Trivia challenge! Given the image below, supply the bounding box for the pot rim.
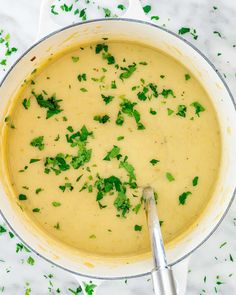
[0,17,235,280]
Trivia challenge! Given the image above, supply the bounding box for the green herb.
[114,190,131,217]
[161,89,175,98]
[71,56,79,62]
[151,15,160,21]
[116,111,124,126]
[32,91,63,119]
[167,108,174,116]
[192,176,199,186]
[166,172,175,182]
[117,4,125,10]
[119,63,137,80]
[119,156,136,185]
[0,225,6,234]
[213,31,222,37]
[185,74,191,80]
[19,194,27,201]
[117,136,124,141]
[83,282,97,295]
[16,243,30,253]
[150,159,159,166]
[103,145,121,161]
[102,52,115,65]
[111,80,117,89]
[179,191,192,205]
[134,224,142,231]
[59,183,74,192]
[76,175,83,182]
[133,203,141,214]
[190,101,205,116]
[139,61,148,65]
[68,286,82,294]
[0,59,6,65]
[149,108,157,115]
[60,4,73,12]
[29,159,40,164]
[80,87,88,92]
[89,234,96,239]
[32,208,40,213]
[35,188,43,194]
[52,201,61,207]
[30,136,44,150]
[101,94,114,104]
[79,8,87,20]
[95,43,108,54]
[77,73,87,81]
[220,242,227,248]
[103,8,111,17]
[143,5,151,14]
[44,153,70,175]
[176,105,187,117]
[22,98,31,110]
[93,115,110,124]
[178,27,190,35]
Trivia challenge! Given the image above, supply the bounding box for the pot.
[0,0,236,294]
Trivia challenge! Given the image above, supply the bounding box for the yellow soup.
[3,41,221,257]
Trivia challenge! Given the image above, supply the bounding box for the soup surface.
[3,41,221,257]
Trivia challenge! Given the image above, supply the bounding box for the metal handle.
[152,267,177,295]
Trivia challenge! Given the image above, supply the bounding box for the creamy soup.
[2,41,221,257]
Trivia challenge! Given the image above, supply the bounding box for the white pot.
[0,0,235,293]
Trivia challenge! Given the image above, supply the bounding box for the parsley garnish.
[45,153,70,175]
[185,74,191,80]
[80,87,88,92]
[32,91,63,119]
[176,105,187,117]
[178,27,190,35]
[30,136,44,151]
[167,108,174,116]
[119,63,137,80]
[35,188,43,194]
[117,4,125,10]
[32,208,40,213]
[27,256,35,265]
[111,80,117,89]
[149,108,157,115]
[101,94,114,104]
[103,8,111,17]
[52,201,61,207]
[161,89,175,98]
[77,73,87,81]
[192,176,199,186]
[103,145,121,161]
[71,56,79,62]
[22,98,30,110]
[143,5,151,14]
[59,183,74,192]
[179,191,192,205]
[166,172,175,182]
[29,159,40,164]
[19,194,27,201]
[133,203,141,214]
[83,283,97,295]
[190,101,205,116]
[134,224,142,231]
[150,159,159,166]
[93,114,110,124]
[117,136,124,141]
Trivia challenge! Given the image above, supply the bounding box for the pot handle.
[37,0,148,39]
[73,276,104,295]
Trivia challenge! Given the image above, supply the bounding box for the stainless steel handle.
[152,267,177,295]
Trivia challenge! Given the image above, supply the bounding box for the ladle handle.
[152,266,177,295]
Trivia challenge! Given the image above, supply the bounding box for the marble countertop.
[0,0,236,294]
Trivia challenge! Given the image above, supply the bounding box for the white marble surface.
[0,0,236,294]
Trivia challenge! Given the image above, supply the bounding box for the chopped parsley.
[22,98,31,110]
[27,256,35,265]
[176,105,187,117]
[133,203,142,214]
[190,101,205,116]
[35,188,43,194]
[80,87,88,92]
[32,208,40,213]
[117,4,125,10]
[151,15,160,21]
[166,172,175,182]
[19,194,27,201]
[143,5,151,14]
[119,63,137,80]
[30,136,44,151]
[185,74,191,80]
[167,108,174,116]
[101,94,114,104]
[93,114,110,124]
[111,80,117,89]
[117,136,124,141]
[179,191,192,205]
[192,176,199,186]
[161,89,175,98]
[32,91,63,119]
[134,224,142,231]
[103,8,111,17]
[178,27,190,35]
[44,153,70,175]
[83,283,97,295]
[59,182,74,192]
[29,159,40,164]
[71,56,79,62]
[149,108,157,115]
[150,159,159,166]
[103,145,121,161]
[0,225,7,234]
[52,201,61,207]
[77,73,87,81]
